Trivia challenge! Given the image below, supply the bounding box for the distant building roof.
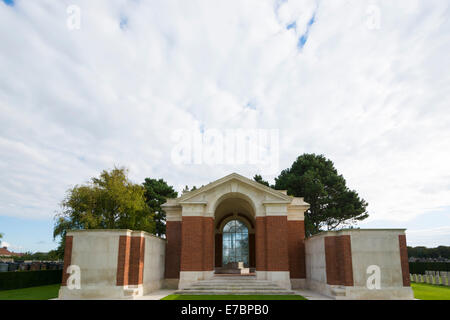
[0,247,23,257]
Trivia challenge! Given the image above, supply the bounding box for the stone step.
[331,287,346,296]
[191,282,277,287]
[187,286,287,290]
[176,277,295,295]
[174,290,296,295]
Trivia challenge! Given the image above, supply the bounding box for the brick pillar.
[116,235,131,286]
[399,234,411,287]
[129,236,145,285]
[287,220,306,278]
[180,216,213,271]
[325,235,354,286]
[116,234,145,286]
[61,235,73,286]
[202,217,214,272]
[165,221,182,278]
[249,234,256,268]
[215,233,222,267]
[266,216,290,271]
[255,217,267,272]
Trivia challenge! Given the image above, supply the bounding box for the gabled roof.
[177,172,293,203]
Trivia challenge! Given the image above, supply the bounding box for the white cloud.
[0,241,10,248]
[0,0,449,247]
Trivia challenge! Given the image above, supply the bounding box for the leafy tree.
[408,246,450,259]
[142,178,178,237]
[253,174,270,187]
[0,233,3,239]
[275,154,368,236]
[53,167,153,257]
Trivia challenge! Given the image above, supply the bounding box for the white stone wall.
[58,229,166,300]
[304,229,414,300]
[143,234,166,294]
[349,230,404,288]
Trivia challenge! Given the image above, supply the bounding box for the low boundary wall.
[58,230,165,299]
[305,229,414,300]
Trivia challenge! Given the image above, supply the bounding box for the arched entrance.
[222,220,249,267]
[213,195,256,273]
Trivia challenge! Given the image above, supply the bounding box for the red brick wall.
[61,235,73,286]
[325,235,353,286]
[266,216,290,271]
[165,221,182,278]
[249,233,256,268]
[116,235,145,286]
[203,217,214,271]
[215,233,222,267]
[255,217,267,271]
[180,216,214,271]
[116,235,130,286]
[287,220,306,278]
[399,234,410,287]
[129,236,145,285]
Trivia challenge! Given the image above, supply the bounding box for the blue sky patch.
[297,12,316,50]
[2,0,14,6]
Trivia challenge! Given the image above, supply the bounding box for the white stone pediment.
[177,173,292,204]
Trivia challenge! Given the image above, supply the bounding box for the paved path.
[136,289,176,300]
[293,289,332,300]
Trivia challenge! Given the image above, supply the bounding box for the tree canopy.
[253,174,270,187]
[142,178,178,237]
[408,246,450,259]
[273,153,368,236]
[53,167,154,256]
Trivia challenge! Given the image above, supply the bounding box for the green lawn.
[411,283,450,300]
[2,283,448,300]
[0,284,60,300]
[162,294,306,300]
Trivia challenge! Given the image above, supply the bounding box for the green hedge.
[409,262,450,274]
[0,270,62,291]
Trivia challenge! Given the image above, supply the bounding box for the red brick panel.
[399,234,410,287]
[325,235,354,286]
[249,234,256,268]
[255,217,267,271]
[337,235,353,286]
[129,236,145,285]
[215,233,222,267]
[61,235,73,286]
[266,216,290,271]
[116,235,131,286]
[324,236,339,285]
[165,221,182,278]
[203,217,214,271]
[180,216,204,271]
[287,220,306,278]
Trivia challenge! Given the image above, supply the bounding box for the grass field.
[0,284,60,300]
[411,283,450,300]
[161,294,307,300]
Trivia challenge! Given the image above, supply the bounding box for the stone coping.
[66,229,166,241]
[306,228,407,240]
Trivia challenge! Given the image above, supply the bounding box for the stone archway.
[213,196,256,273]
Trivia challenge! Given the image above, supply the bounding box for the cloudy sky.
[1,0,449,252]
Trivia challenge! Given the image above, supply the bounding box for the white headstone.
[435,274,440,285]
